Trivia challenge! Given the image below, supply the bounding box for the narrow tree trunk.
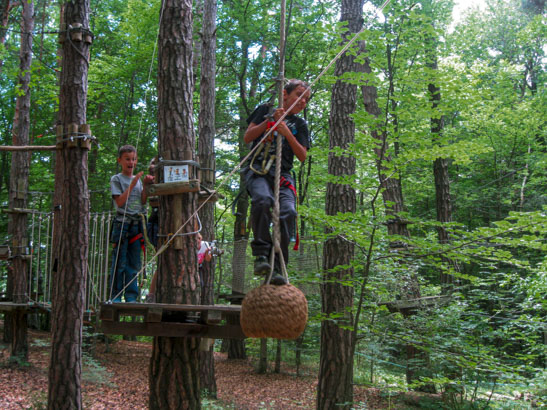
[48,1,91,408]
[0,0,15,73]
[149,0,201,408]
[7,0,34,362]
[198,0,218,397]
[274,339,281,373]
[361,34,434,391]
[428,53,456,292]
[258,338,268,374]
[317,1,362,408]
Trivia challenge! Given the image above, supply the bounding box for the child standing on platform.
[110,145,154,302]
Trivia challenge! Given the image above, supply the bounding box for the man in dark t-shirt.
[244,79,311,285]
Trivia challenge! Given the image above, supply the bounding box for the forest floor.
[0,327,438,409]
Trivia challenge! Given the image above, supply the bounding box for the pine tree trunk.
[6,0,34,361]
[149,0,201,408]
[317,1,362,408]
[48,1,91,408]
[198,0,218,397]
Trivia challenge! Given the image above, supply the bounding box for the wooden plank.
[379,295,450,313]
[0,302,50,312]
[146,307,163,323]
[0,145,57,152]
[146,180,200,196]
[100,321,246,339]
[100,302,241,315]
[2,208,36,214]
[202,309,222,325]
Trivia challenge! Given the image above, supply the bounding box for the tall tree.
[317,0,362,407]
[48,0,92,408]
[424,7,457,290]
[149,0,201,407]
[0,0,16,73]
[6,0,34,362]
[198,0,218,397]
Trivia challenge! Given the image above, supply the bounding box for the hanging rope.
[266,0,289,285]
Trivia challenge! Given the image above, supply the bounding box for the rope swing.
[240,0,308,339]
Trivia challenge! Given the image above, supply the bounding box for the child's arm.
[113,171,144,208]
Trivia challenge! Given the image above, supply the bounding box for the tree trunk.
[48,1,91,408]
[258,338,268,374]
[198,0,217,397]
[7,0,34,362]
[361,36,432,392]
[149,0,201,408]
[317,1,362,408]
[427,40,457,292]
[0,0,15,73]
[274,339,281,373]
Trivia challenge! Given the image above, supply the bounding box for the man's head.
[117,145,138,176]
[283,79,311,115]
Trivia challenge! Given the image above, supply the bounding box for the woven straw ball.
[240,284,308,339]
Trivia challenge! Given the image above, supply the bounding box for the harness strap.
[280,176,300,251]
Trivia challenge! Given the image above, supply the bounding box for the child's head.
[117,145,138,175]
[118,145,137,158]
[283,79,311,115]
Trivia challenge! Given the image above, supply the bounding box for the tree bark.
[7,0,34,362]
[258,338,268,374]
[198,0,217,397]
[428,55,457,291]
[149,0,201,408]
[48,1,91,408]
[317,1,362,408]
[0,0,16,73]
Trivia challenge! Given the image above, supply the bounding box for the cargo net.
[215,236,322,298]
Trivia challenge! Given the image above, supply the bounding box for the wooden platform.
[0,301,51,313]
[99,302,245,339]
[379,295,451,315]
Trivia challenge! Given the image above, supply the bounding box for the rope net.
[0,208,322,310]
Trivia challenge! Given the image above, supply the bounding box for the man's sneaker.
[254,255,271,276]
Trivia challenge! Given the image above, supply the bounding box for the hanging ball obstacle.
[240,284,308,339]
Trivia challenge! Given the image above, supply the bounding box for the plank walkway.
[99,302,245,339]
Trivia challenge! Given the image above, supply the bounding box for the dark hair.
[284,79,310,94]
[118,145,137,158]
